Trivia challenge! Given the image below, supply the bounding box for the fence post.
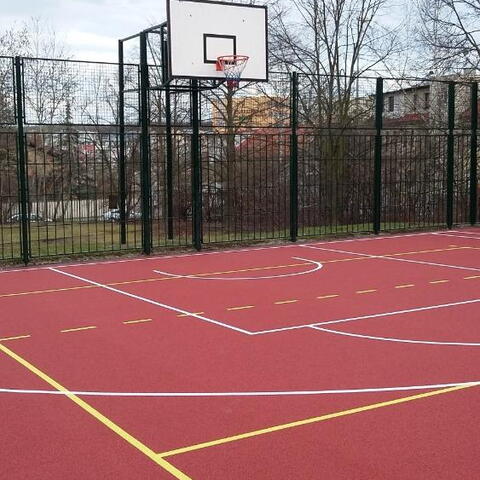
[446,82,455,229]
[118,40,127,245]
[14,56,30,265]
[373,77,383,235]
[139,32,152,255]
[165,87,174,240]
[470,82,478,226]
[162,35,174,241]
[191,79,202,251]
[290,72,299,242]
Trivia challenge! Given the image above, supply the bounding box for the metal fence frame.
[0,54,478,264]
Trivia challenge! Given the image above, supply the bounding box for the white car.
[103,209,142,221]
[7,213,52,223]
[103,209,121,221]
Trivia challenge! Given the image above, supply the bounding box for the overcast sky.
[1,0,167,61]
[1,0,407,63]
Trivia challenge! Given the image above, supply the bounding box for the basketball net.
[216,55,249,90]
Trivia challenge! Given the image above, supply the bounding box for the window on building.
[388,96,395,112]
[413,94,418,110]
[424,92,430,110]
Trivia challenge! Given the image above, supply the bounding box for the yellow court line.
[317,294,340,300]
[177,312,205,318]
[0,263,310,299]
[0,335,31,342]
[464,275,480,280]
[60,326,97,334]
[0,343,190,479]
[110,277,177,286]
[323,257,368,265]
[356,289,377,294]
[123,319,153,325]
[429,280,449,285]
[387,246,477,257]
[274,300,298,305]
[109,263,309,285]
[193,263,308,277]
[227,306,255,311]
[0,285,95,299]
[158,383,478,459]
[395,284,415,289]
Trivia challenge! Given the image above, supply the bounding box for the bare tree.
[264,0,399,226]
[417,0,480,73]
[270,0,398,128]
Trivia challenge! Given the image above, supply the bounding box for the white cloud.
[1,0,166,61]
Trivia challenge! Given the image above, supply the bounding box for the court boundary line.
[0,342,191,480]
[157,383,479,459]
[250,298,480,335]
[1,380,480,398]
[0,244,474,299]
[311,326,480,347]
[434,233,480,241]
[0,231,436,275]
[49,268,253,336]
[301,244,480,272]
[153,257,323,281]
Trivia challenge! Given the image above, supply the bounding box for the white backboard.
[167,0,268,82]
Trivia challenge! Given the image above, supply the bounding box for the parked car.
[103,209,142,221]
[103,209,121,221]
[128,211,142,220]
[7,213,53,223]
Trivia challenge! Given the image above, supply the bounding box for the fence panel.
[381,133,448,230]
[0,56,15,126]
[201,132,290,243]
[298,132,375,237]
[454,133,473,225]
[22,58,139,126]
[150,132,193,248]
[1,55,479,264]
[0,131,21,261]
[23,131,142,259]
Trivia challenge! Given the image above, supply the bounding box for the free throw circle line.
[153,257,323,281]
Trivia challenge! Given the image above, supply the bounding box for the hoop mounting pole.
[140,31,152,255]
[191,79,202,251]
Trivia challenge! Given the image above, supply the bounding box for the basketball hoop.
[216,55,249,90]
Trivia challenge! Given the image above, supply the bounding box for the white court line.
[301,244,480,272]
[307,231,433,246]
[250,298,480,335]
[0,232,438,275]
[153,257,323,281]
[1,381,479,397]
[311,326,480,347]
[434,233,480,241]
[49,268,252,336]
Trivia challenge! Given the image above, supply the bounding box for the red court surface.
[1,227,479,479]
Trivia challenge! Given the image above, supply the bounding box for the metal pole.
[162,36,174,240]
[165,87,174,240]
[15,57,30,265]
[470,82,478,226]
[289,72,299,242]
[118,40,127,245]
[446,82,455,229]
[373,77,384,235]
[140,32,152,254]
[191,79,202,251]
